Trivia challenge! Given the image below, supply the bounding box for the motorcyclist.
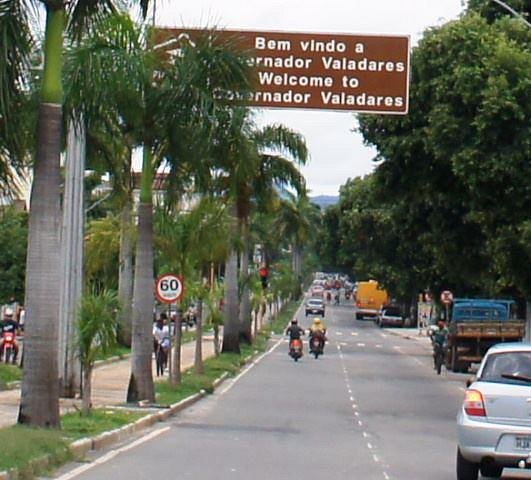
[430,318,449,369]
[285,319,305,353]
[309,317,327,352]
[0,308,20,363]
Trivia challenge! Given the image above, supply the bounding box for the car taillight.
[464,390,486,417]
[356,301,361,307]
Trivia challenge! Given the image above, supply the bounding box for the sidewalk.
[384,327,433,349]
[0,336,216,429]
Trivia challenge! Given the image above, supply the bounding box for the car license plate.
[515,436,531,450]
[312,309,318,313]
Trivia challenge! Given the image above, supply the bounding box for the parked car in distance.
[305,298,325,317]
[457,343,531,480]
[377,306,404,328]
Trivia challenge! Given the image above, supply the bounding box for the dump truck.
[355,280,389,320]
[445,298,525,373]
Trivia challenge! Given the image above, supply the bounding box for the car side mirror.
[466,376,476,388]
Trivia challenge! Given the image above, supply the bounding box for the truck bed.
[452,321,525,339]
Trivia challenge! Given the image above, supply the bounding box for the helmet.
[4,308,13,317]
[313,317,321,324]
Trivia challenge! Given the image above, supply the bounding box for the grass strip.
[0,425,71,474]
[95,345,131,361]
[61,409,145,440]
[0,364,22,386]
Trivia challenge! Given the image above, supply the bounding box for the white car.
[457,343,531,479]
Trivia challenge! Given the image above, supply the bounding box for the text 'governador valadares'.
[154,29,410,114]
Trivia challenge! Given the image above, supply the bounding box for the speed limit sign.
[155,274,184,304]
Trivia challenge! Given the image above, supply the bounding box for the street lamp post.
[491,0,531,28]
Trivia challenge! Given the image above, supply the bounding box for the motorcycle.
[289,339,303,362]
[309,334,325,359]
[2,332,16,364]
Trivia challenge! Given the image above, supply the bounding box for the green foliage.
[85,215,121,291]
[204,281,224,328]
[326,13,531,302]
[76,289,120,369]
[0,425,71,473]
[467,0,531,23]
[0,207,27,303]
[0,362,22,385]
[61,409,144,439]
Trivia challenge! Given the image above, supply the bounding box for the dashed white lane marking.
[55,427,171,480]
[340,342,348,346]
[376,344,383,349]
[380,333,388,338]
[336,331,344,336]
[357,342,366,347]
[459,387,466,393]
[338,341,391,479]
[351,332,359,336]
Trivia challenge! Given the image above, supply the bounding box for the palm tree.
[0,0,33,197]
[19,0,150,428]
[155,197,230,383]
[212,108,308,351]
[275,192,321,295]
[66,17,253,402]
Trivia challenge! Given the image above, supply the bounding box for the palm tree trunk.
[127,201,155,402]
[238,245,252,344]
[213,323,220,356]
[194,299,204,374]
[82,365,92,416]
[18,7,64,428]
[118,200,134,347]
[171,312,182,386]
[127,146,156,403]
[222,247,240,353]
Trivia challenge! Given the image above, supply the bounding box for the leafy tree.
[356,13,530,301]
[0,208,28,304]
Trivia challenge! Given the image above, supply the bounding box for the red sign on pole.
[155,274,185,304]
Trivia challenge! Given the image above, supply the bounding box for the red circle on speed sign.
[155,274,184,304]
[440,290,453,305]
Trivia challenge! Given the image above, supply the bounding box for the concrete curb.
[385,329,432,351]
[93,353,131,369]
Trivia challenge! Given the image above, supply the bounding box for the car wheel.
[480,464,503,478]
[456,448,479,480]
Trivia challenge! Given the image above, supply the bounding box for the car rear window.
[480,352,531,385]
[308,300,323,306]
[383,308,400,316]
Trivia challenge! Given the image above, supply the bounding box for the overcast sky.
[154,0,465,196]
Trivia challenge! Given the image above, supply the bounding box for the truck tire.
[451,346,460,373]
[480,464,503,478]
[457,448,479,480]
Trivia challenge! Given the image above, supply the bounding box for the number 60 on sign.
[155,274,184,304]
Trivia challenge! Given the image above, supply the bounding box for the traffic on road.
[47,283,531,480]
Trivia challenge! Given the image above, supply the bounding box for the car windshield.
[308,300,322,306]
[480,352,531,385]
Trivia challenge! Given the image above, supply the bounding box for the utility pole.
[491,0,531,27]
[58,119,85,397]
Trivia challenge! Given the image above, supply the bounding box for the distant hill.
[311,195,339,209]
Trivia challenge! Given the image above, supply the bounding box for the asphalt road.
[48,301,530,480]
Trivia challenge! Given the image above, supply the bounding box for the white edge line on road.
[55,427,171,480]
[219,298,306,397]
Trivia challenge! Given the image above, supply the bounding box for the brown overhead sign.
[153,28,410,114]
